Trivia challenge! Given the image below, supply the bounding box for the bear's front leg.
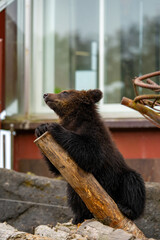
[48,123,99,173]
[48,122,68,143]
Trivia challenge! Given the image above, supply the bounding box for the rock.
[0,222,17,239]
[108,229,134,240]
[77,219,113,239]
[0,168,72,233]
[35,225,69,240]
[135,182,160,239]
[77,220,134,240]
[35,220,155,240]
[0,169,160,239]
[0,220,157,240]
[0,222,53,240]
[34,220,78,240]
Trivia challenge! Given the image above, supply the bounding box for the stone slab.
[0,168,72,233]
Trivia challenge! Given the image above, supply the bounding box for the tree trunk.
[34,132,147,240]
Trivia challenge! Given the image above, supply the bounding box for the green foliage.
[54,87,62,93]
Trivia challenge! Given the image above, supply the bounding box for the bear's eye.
[62,91,69,96]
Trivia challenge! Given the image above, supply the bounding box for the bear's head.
[43,89,103,119]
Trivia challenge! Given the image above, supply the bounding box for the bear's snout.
[43,93,58,104]
[43,93,50,104]
[43,93,48,99]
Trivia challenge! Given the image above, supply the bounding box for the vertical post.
[0,9,5,117]
[99,0,105,101]
[24,0,31,116]
[138,0,143,83]
[0,39,2,129]
[10,123,14,169]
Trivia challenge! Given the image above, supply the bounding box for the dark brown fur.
[35,89,146,224]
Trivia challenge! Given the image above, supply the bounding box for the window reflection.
[4,0,160,116]
[104,0,160,103]
[5,0,25,116]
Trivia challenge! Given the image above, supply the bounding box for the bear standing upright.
[35,89,146,224]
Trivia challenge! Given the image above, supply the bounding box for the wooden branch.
[34,132,147,240]
[121,97,159,118]
[121,97,160,128]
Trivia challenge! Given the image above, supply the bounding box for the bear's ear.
[87,89,103,103]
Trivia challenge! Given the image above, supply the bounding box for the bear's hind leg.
[117,204,137,220]
[117,170,145,220]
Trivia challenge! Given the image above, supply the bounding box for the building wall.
[13,126,160,182]
[1,3,160,183]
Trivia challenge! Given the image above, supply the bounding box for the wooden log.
[34,132,147,240]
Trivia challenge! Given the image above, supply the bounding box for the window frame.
[23,0,145,119]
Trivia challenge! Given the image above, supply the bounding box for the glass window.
[30,0,99,114]
[30,0,55,113]
[103,0,160,105]
[5,0,25,116]
[4,0,160,117]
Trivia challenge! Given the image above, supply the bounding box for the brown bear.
[35,89,145,224]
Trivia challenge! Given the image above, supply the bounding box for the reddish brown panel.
[0,39,2,121]
[18,159,54,178]
[126,158,160,182]
[112,129,160,159]
[14,131,42,171]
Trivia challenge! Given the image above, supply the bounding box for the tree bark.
[121,97,160,127]
[34,132,147,240]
